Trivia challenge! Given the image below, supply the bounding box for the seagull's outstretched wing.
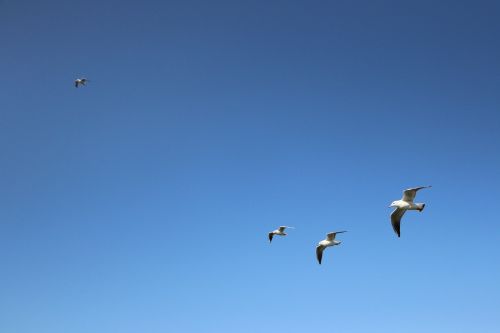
[278,226,287,232]
[326,231,346,241]
[316,245,325,264]
[402,186,431,202]
[268,232,274,243]
[391,208,406,237]
[75,81,79,88]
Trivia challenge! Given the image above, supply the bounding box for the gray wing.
[75,81,78,88]
[402,186,431,202]
[268,232,274,243]
[278,226,286,232]
[316,245,325,264]
[326,231,346,241]
[391,208,406,237]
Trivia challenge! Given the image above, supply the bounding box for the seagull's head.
[389,201,397,208]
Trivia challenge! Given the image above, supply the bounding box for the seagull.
[316,231,346,264]
[74,78,88,88]
[268,226,294,243]
[389,186,431,237]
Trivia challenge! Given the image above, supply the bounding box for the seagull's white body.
[268,226,293,243]
[389,186,431,237]
[390,200,423,211]
[74,78,88,88]
[316,231,346,264]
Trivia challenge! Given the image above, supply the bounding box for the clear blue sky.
[1,0,499,332]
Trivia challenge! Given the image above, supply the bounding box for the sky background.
[1,0,499,332]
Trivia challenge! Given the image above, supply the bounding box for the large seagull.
[389,186,431,237]
[316,231,346,265]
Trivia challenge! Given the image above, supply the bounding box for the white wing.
[402,186,431,202]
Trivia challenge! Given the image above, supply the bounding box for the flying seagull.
[389,186,431,237]
[74,78,88,88]
[268,226,294,243]
[316,231,346,264]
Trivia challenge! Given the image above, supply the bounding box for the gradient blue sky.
[1,0,499,332]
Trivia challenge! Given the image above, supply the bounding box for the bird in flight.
[389,186,431,237]
[268,226,294,243]
[74,78,88,88]
[316,231,346,264]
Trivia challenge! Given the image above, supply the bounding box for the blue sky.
[1,0,499,332]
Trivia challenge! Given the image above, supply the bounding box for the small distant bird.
[268,226,294,243]
[74,78,88,88]
[389,186,431,237]
[316,231,346,264]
